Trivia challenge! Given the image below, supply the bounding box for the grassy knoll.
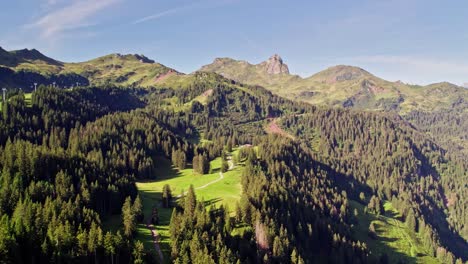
[350,200,440,264]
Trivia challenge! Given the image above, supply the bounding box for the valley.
[2,1,468,263]
[0,47,466,264]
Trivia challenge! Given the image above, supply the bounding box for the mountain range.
[0,47,177,89]
[0,45,467,263]
[1,47,467,114]
[199,54,468,113]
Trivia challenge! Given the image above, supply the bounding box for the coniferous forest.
[0,61,466,264]
[2,1,468,262]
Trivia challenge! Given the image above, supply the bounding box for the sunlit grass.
[349,200,439,264]
[134,149,242,260]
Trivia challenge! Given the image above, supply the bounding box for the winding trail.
[145,157,235,262]
[146,219,164,263]
[176,159,233,198]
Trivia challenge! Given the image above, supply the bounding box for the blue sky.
[1,0,468,85]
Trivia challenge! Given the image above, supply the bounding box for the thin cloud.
[132,2,199,25]
[132,7,185,25]
[132,0,239,25]
[27,0,120,39]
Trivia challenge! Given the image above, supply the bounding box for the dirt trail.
[144,157,234,263]
[265,118,295,140]
[146,220,164,263]
[176,159,233,198]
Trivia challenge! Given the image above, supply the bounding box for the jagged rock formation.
[261,54,289,74]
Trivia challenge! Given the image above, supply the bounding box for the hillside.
[2,47,466,115]
[0,48,467,263]
[0,47,179,89]
[200,55,468,113]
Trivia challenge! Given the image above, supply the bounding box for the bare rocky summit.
[261,54,289,75]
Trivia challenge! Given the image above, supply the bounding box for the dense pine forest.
[0,71,466,264]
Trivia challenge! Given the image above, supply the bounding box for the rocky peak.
[132,54,155,63]
[10,48,62,66]
[262,54,289,75]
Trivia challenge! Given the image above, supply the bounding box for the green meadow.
[131,150,242,260]
[350,200,439,264]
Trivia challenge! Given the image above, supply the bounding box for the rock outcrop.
[261,54,289,75]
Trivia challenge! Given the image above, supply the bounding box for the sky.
[1,0,468,85]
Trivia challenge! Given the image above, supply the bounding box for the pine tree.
[184,185,197,218]
[133,241,145,264]
[406,210,417,232]
[234,202,242,223]
[104,232,116,264]
[133,196,143,223]
[162,184,172,208]
[122,197,135,238]
[221,159,229,173]
[291,248,298,264]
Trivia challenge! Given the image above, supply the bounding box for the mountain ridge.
[199,55,468,113]
[0,48,179,88]
[1,47,467,113]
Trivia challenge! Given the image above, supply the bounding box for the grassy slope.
[199,59,468,113]
[350,200,440,264]
[1,50,176,88]
[133,150,242,259]
[64,55,174,87]
[5,49,466,113]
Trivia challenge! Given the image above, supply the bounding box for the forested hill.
[1,47,466,155]
[0,69,466,264]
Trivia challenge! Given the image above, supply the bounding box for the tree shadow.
[356,205,417,264]
[313,160,418,264]
[385,208,403,222]
[412,145,468,260]
[137,156,193,183]
[202,197,223,207]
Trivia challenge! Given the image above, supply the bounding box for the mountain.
[200,55,468,113]
[0,47,466,154]
[199,55,300,93]
[64,53,179,87]
[10,48,63,66]
[0,48,179,88]
[2,48,466,115]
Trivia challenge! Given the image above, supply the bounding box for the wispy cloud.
[132,3,198,25]
[133,7,184,25]
[27,0,121,39]
[132,0,239,25]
